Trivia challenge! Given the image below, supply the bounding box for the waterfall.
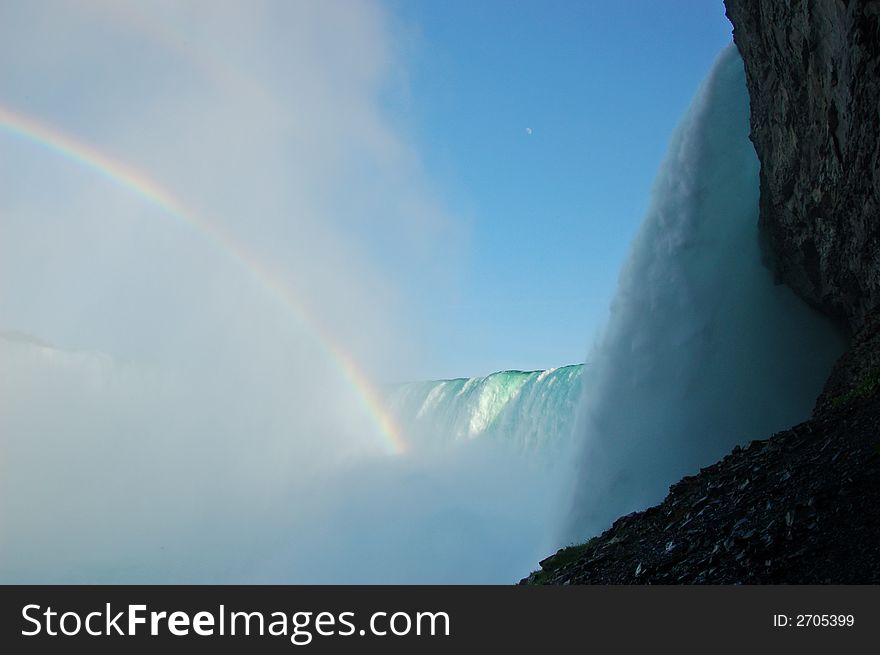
[562,45,846,542]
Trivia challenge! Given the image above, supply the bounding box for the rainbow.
[0,104,407,455]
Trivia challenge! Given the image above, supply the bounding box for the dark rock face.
[724,0,880,331]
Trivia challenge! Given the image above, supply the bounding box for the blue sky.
[387,1,736,378]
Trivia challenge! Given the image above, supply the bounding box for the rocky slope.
[724,0,880,331]
[524,312,880,585]
[525,0,880,584]
[522,316,880,584]
[523,412,880,583]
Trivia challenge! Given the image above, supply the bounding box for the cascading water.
[386,365,583,460]
[561,45,847,544]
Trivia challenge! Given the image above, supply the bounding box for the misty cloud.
[0,1,560,583]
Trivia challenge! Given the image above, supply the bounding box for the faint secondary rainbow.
[0,104,407,455]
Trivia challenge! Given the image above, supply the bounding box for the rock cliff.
[724,0,880,331]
